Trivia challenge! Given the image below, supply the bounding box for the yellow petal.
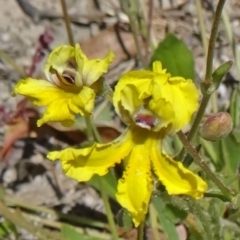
[44,45,75,79]
[152,75,199,132]
[115,84,145,125]
[150,136,207,198]
[116,128,154,227]
[152,61,167,74]
[13,78,95,126]
[148,97,175,131]
[47,130,133,182]
[75,44,115,86]
[113,61,199,133]
[113,71,154,124]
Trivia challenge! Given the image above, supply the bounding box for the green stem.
[204,192,230,202]
[205,0,226,84]
[91,121,102,143]
[84,116,95,143]
[84,117,119,239]
[99,179,119,240]
[137,221,144,240]
[177,131,235,200]
[187,94,211,143]
[60,0,74,46]
[149,204,159,240]
[179,94,211,161]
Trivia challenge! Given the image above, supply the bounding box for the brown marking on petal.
[62,70,75,85]
[48,66,78,89]
[135,114,157,130]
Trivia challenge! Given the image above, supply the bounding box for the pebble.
[2,168,17,184]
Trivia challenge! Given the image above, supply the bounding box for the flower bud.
[199,112,233,141]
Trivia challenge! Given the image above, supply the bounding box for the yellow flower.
[13,44,114,127]
[47,61,207,226]
[113,61,199,133]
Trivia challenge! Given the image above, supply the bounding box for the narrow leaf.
[116,208,132,231]
[212,61,232,88]
[152,196,179,240]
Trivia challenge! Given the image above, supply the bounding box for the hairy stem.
[137,221,144,240]
[179,94,211,161]
[177,131,235,200]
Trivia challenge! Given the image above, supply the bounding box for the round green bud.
[199,112,233,141]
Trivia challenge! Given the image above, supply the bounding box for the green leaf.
[208,199,224,239]
[221,131,240,173]
[152,196,179,240]
[164,204,188,222]
[201,61,233,95]
[116,208,132,231]
[201,131,240,174]
[188,226,204,240]
[61,224,104,240]
[150,33,194,79]
[211,61,233,90]
[201,138,224,171]
[186,198,212,239]
[230,89,240,128]
[61,225,84,240]
[88,170,117,199]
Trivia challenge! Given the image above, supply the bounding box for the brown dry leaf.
[98,126,120,143]
[80,24,138,67]
[45,123,120,145]
[28,117,86,145]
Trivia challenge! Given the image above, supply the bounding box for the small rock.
[3,168,17,184]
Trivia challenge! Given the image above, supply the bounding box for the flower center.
[133,108,159,130]
[47,57,80,89]
[61,70,76,85]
